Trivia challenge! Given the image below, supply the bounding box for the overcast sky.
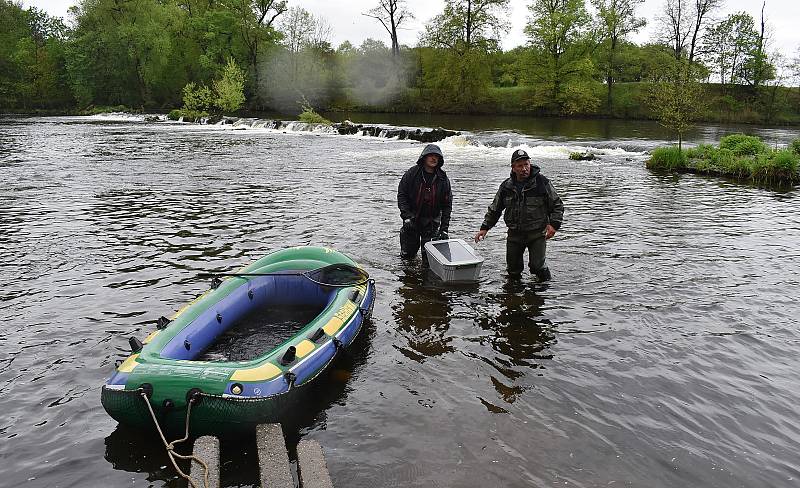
[23,0,800,57]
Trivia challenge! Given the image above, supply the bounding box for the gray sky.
[24,0,800,57]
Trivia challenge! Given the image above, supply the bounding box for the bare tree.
[687,0,723,64]
[655,0,693,60]
[363,0,413,58]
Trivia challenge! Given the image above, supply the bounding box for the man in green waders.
[474,149,564,281]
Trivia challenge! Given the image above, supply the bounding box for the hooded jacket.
[397,144,453,232]
[480,165,564,232]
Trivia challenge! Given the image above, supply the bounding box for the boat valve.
[129,337,143,353]
[162,399,175,411]
[230,383,243,395]
[156,316,171,330]
[280,346,296,365]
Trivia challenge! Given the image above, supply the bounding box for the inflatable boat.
[101,246,375,434]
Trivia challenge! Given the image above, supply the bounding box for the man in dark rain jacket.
[474,149,564,281]
[397,144,453,261]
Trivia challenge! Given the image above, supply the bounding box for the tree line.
[1,0,799,124]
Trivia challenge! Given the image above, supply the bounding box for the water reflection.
[392,266,455,361]
[476,279,556,369]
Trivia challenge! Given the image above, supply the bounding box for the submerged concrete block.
[256,423,293,488]
[297,439,334,488]
[191,435,220,488]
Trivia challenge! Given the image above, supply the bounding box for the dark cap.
[511,149,530,164]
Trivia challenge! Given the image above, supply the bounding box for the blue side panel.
[160,274,336,360]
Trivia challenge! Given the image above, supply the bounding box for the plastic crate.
[424,239,484,282]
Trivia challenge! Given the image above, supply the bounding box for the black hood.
[416,144,444,168]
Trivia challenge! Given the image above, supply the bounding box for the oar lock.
[210,277,222,290]
[280,345,296,365]
[156,316,171,330]
[129,336,143,353]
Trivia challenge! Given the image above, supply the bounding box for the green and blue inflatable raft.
[101,246,375,434]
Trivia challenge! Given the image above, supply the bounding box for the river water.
[1,113,799,487]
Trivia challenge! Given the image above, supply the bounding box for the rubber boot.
[534,267,552,282]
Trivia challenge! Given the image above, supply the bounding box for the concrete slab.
[256,423,293,488]
[297,440,334,488]
[190,435,220,488]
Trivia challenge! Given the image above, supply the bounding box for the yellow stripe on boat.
[323,301,357,335]
[117,354,140,373]
[230,362,282,382]
[143,330,160,344]
[295,340,315,358]
[172,290,212,319]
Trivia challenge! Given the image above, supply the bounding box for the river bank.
[648,134,800,186]
[5,82,800,127]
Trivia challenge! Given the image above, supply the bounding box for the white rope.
[139,391,210,488]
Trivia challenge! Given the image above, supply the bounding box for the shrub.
[771,149,800,173]
[182,82,214,112]
[647,146,686,170]
[719,133,766,156]
[213,58,246,113]
[297,100,332,125]
[168,108,208,122]
[789,139,800,155]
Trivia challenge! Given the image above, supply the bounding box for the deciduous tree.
[592,0,646,110]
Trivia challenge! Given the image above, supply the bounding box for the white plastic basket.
[424,238,484,282]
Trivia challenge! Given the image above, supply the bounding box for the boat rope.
[139,390,210,488]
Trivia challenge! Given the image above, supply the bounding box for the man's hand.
[474,229,488,243]
[544,224,556,240]
[402,218,415,231]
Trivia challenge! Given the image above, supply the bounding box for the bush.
[647,146,686,170]
[789,139,800,155]
[771,149,800,172]
[213,58,246,113]
[182,82,214,112]
[719,133,767,156]
[167,108,208,122]
[297,100,332,125]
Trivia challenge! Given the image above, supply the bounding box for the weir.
[226,117,460,143]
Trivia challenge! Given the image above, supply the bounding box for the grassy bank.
[327,83,800,126]
[647,134,800,185]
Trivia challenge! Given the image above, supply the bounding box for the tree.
[648,62,706,150]
[592,0,646,110]
[655,0,693,60]
[687,0,723,65]
[702,12,759,86]
[214,57,247,112]
[524,0,598,113]
[229,0,286,107]
[363,0,413,58]
[421,0,509,53]
[419,0,510,109]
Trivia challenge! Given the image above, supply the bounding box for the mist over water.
[1,114,799,488]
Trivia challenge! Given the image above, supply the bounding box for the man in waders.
[474,149,564,281]
[397,144,453,261]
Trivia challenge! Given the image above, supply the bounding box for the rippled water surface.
[1,114,799,488]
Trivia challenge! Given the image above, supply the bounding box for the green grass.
[650,135,800,185]
[647,147,687,171]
